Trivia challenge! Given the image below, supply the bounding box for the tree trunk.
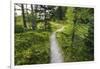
[44,7,47,30]
[21,4,27,28]
[31,4,35,30]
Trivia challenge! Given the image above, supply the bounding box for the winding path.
[50,27,64,63]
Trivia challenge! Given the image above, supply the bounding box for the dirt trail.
[50,27,64,63]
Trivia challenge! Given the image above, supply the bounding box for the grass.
[15,15,54,65]
[15,14,93,64]
[56,23,92,62]
[50,21,64,32]
[15,16,23,26]
[15,31,50,65]
[15,15,65,65]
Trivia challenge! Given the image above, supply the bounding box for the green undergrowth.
[50,21,63,32]
[56,23,92,62]
[15,31,50,65]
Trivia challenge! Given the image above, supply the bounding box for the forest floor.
[50,26,64,63]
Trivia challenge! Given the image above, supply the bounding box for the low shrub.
[15,32,50,65]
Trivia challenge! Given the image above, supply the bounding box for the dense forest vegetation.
[14,3,94,65]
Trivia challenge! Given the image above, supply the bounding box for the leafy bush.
[56,23,92,62]
[15,32,50,65]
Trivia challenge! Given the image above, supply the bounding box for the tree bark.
[31,4,36,30]
[21,4,27,28]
